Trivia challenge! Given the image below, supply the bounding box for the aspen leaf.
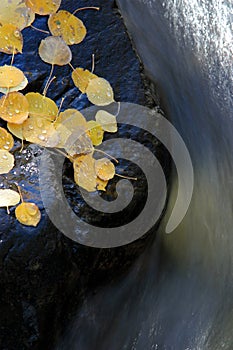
[0,189,20,208]
[64,126,93,157]
[94,158,115,181]
[39,36,72,66]
[0,65,28,94]
[48,10,87,45]
[95,110,117,133]
[0,92,29,124]
[0,127,14,151]
[86,77,114,106]
[25,92,58,121]
[0,0,35,30]
[7,122,24,140]
[71,68,97,93]
[55,109,88,148]
[25,0,61,15]
[23,116,59,147]
[96,177,108,191]
[87,120,104,146]
[0,24,23,55]
[15,202,41,227]
[73,153,97,192]
[55,109,87,129]
[0,150,15,174]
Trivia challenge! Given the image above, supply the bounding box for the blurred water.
[59,0,233,349]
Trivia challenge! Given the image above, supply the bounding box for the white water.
[58,1,233,348]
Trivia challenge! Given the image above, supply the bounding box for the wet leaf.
[7,122,24,140]
[64,126,93,157]
[0,0,35,30]
[48,10,87,45]
[0,92,29,124]
[0,24,23,55]
[96,177,108,191]
[86,77,114,106]
[15,202,41,227]
[25,92,58,121]
[0,65,28,93]
[23,116,59,147]
[94,157,115,181]
[73,153,97,192]
[71,68,97,93]
[39,36,72,66]
[0,149,15,174]
[87,120,104,146]
[95,110,117,133]
[25,0,61,15]
[0,127,14,151]
[0,189,20,208]
[55,109,88,148]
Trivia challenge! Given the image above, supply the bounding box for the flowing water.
[58,0,233,348]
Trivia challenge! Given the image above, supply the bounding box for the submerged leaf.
[39,36,72,66]
[25,0,61,15]
[0,0,35,30]
[25,92,58,121]
[0,189,20,208]
[86,77,114,106]
[48,10,87,45]
[0,24,23,54]
[95,110,117,133]
[87,120,104,146]
[0,149,15,174]
[94,158,115,181]
[0,92,29,124]
[0,127,14,151]
[15,202,41,227]
[71,68,97,93]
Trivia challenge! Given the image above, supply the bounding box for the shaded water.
[59,0,233,349]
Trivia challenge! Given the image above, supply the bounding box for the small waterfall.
[58,1,233,348]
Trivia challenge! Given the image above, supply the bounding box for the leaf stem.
[31,25,50,34]
[43,65,55,96]
[94,149,118,163]
[73,7,100,15]
[116,173,137,181]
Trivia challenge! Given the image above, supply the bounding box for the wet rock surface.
[0,1,169,349]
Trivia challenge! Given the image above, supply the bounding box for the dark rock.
[0,1,169,349]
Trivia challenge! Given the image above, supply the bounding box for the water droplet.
[15,109,20,114]
[38,135,45,141]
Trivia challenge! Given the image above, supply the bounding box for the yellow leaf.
[94,158,115,181]
[55,109,87,128]
[96,177,108,191]
[95,110,117,133]
[0,149,15,174]
[25,0,61,15]
[25,92,58,121]
[87,120,104,146]
[0,92,29,124]
[0,189,20,208]
[7,122,24,140]
[71,68,97,93]
[0,24,23,55]
[15,202,41,227]
[0,65,27,91]
[0,127,14,151]
[23,116,59,147]
[0,0,35,30]
[38,36,72,66]
[48,10,87,45]
[73,153,97,192]
[86,77,114,106]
